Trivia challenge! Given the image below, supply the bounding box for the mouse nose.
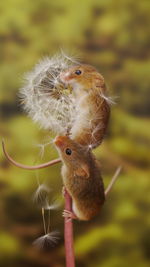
[54,136,66,148]
[60,71,70,83]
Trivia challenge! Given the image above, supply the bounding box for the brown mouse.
[54,135,105,221]
[60,64,110,148]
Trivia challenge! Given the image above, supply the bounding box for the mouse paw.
[62,210,77,221]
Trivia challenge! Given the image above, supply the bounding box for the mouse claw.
[62,209,77,221]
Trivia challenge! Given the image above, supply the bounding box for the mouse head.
[59,64,105,92]
[54,135,90,178]
[54,135,86,161]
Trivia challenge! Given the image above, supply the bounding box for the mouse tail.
[2,139,61,170]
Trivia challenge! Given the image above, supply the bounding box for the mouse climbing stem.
[2,139,121,267]
[64,188,75,267]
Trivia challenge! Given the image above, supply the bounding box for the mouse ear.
[75,164,90,178]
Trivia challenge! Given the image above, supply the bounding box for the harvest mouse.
[60,64,110,148]
[54,135,105,221]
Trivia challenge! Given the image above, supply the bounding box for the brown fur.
[54,136,105,221]
[60,64,110,148]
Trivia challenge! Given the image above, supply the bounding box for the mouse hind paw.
[62,209,77,221]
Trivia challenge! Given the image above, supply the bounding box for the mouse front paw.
[62,209,77,221]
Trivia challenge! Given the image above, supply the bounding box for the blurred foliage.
[0,0,150,266]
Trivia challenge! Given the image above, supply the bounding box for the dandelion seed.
[33,184,50,207]
[100,91,116,105]
[44,198,61,211]
[33,231,60,249]
[60,48,80,65]
[35,140,52,159]
[36,144,46,159]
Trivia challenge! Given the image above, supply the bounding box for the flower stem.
[64,189,75,267]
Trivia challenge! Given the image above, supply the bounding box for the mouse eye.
[65,148,72,155]
[75,70,82,75]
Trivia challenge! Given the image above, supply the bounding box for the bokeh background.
[0,0,150,266]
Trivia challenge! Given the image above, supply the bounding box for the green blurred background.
[0,0,150,266]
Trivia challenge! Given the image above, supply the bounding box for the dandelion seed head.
[20,53,78,135]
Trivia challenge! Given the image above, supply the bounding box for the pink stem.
[64,189,75,267]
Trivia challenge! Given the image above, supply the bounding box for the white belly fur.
[72,200,86,220]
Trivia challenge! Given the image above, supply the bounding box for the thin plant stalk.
[64,189,75,267]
